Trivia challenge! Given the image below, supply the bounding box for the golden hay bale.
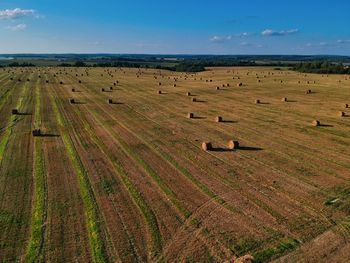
[101,88,105,92]
[227,83,230,87]
[187,113,194,119]
[255,99,260,104]
[186,92,191,96]
[216,87,220,90]
[192,97,197,102]
[173,84,176,87]
[344,103,349,109]
[228,140,239,150]
[158,82,162,86]
[108,99,113,104]
[312,120,320,127]
[305,89,311,94]
[282,97,287,102]
[157,90,162,94]
[338,111,345,117]
[215,116,222,122]
[201,142,212,151]
[237,82,243,87]
[70,99,75,104]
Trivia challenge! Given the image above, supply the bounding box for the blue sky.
[0,0,350,54]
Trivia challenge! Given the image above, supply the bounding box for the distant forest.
[293,61,350,74]
[1,55,350,74]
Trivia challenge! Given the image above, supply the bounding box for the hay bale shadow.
[259,102,270,105]
[239,146,263,151]
[319,124,333,127]
[41,133,60,137]
[74,102,86,105]
[193,116,206,120]
[17,112,32,116]
[211,147,233,152]
[222,120,236,123]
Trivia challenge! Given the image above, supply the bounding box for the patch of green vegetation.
[98,178,116,194]
[253,238,299,263]
[231,237,262,256]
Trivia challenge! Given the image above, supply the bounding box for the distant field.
[0,66,349,262]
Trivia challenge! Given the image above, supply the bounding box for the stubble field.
[0,66,349,263]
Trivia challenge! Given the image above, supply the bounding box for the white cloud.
[237,32,251,38]
[337,39,350,44]
[0,8,35,20]
[6,23,27,31]
[209,35,232,43]
[261,28,299,36]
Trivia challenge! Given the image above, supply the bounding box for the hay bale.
[192,98,197,102]
[216,87,220,90]
[215,116,222,122]
[60,81,63,84]
[187,113,194,119]
[228,140,239,150]
[173,84,176,87]
[101,88,105,92]
[158,82,162,86]
[312,120,320,127]
[70,99,75,104]
[282,97,287,102]
[201,142,212,151]
[157,90,162,94]
[338,111,345,117]
[255,99,260,104]
[344,103,349,109]
[78,80,81,83]
[12,109,18,115]
[108,99,113,104]
[186,92,191,96]
[237,82,243,87]
[72,88,75,92]
[306,89,311,94]
[32,129,41,137]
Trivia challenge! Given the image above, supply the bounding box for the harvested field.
[0,66,349,262]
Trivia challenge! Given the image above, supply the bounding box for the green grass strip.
[25,80,47,263]
[79,120,163,259]
[25,138,46,263]
[49,94,106,263]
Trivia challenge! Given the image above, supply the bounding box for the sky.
[0,0,350,55]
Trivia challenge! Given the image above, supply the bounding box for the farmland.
[0,66,349,262]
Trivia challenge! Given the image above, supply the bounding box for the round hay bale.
[216,87,220,90]
[110,87,113,91]
[344,103,349,109]
[72,88,75,92]
[186,92,191,96]
[338,111,345,117]
[201,142,212,151]
[32,129,41,137]
[312,120,320,127]
[282,97,287,102]
[215,116,222,122]
[228,140,239,150]
[70,99,75,104]
[12,109,18,115]
[60,81,63,84]
[158,82,162,86]
[306,89,311,94]
[192,97,197,102]
[108,99,113,104]
[255,99,260,104]
[173,84,176,87]
[157,90,162,94]
[101,88,105,92]
[187,113,194,119]
[237,82,243,87]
